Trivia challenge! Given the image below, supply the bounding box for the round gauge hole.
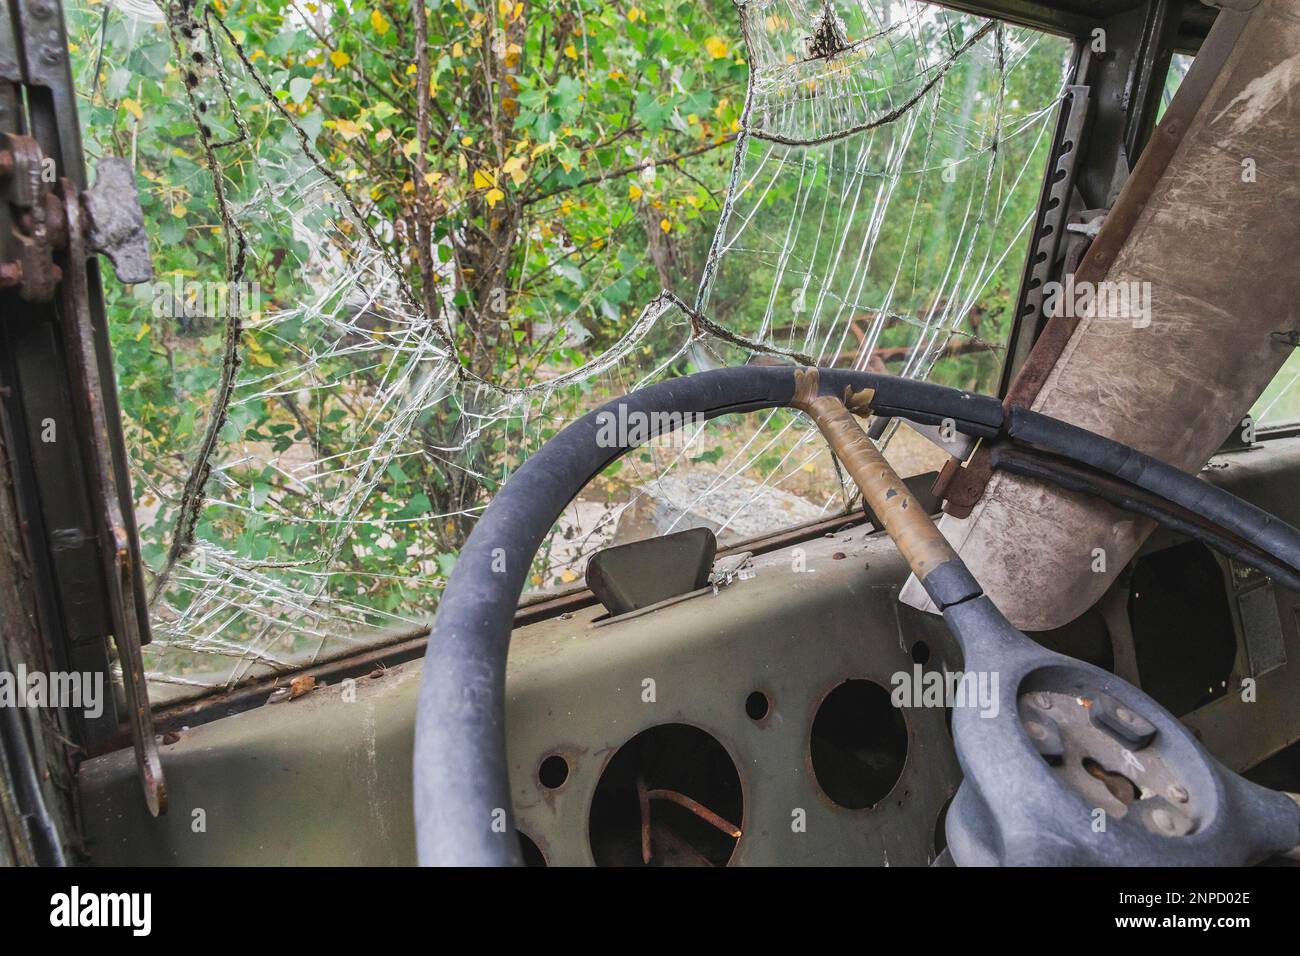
[517,830,547,867]
[810,679,908,809]
[745,691,770,721]
[911,640,930,665]
[589,723,743,867]
[933,795,954,857]
[538,754,569,790]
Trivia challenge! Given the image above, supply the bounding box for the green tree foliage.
[66,0,1069,687]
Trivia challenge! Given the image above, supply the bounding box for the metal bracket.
[0,130,62,300]
[587,527,717,617]
[2,0,164,816]
[82,156,153,285]
[997,84,1092,396]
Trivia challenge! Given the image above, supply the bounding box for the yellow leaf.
[406,63,418,75]
[564,42,577,60]
[122,98,143,121]
[628,7,643,22]
[473,168,497,190]
[461,135,473,146]
[135,323,150,341]
[628,183,642,201]
[171,204,188,218]
[659,218,670,233]
[330,50,350,68]
[402,138,419,159]
[334,118,363,140]
[502,155,527,186]
[704,36,729,59]
[560,569,578,583]
[375,127,392,143]
[485,187,505,208]
[370,8,390,35]
[452,41,464,58]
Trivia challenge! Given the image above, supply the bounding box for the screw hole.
[745,691,770,721]
[910,640,930,665]
[538,754,569,790]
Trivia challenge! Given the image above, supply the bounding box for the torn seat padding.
[903,0,1300,630]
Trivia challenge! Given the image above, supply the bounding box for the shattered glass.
[72,0,1070,700]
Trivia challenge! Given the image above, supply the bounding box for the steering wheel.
[413,365,1300,866]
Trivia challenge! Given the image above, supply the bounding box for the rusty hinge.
[2,135,152,299]
[0,130,63,299]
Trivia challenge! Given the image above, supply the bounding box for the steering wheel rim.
[413,366,1300,866]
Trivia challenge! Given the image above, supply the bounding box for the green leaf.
[289,76,312,104]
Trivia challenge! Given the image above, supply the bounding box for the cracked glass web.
[76,0,1071,700]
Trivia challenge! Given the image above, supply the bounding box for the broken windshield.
[69,0,1070,702]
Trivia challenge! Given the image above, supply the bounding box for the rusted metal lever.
[789,366,956,584]
[60,181,165,816]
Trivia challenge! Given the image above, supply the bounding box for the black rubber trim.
[990,444,1300,593]
[1008,406,1300,575]
[414,366,995,865]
